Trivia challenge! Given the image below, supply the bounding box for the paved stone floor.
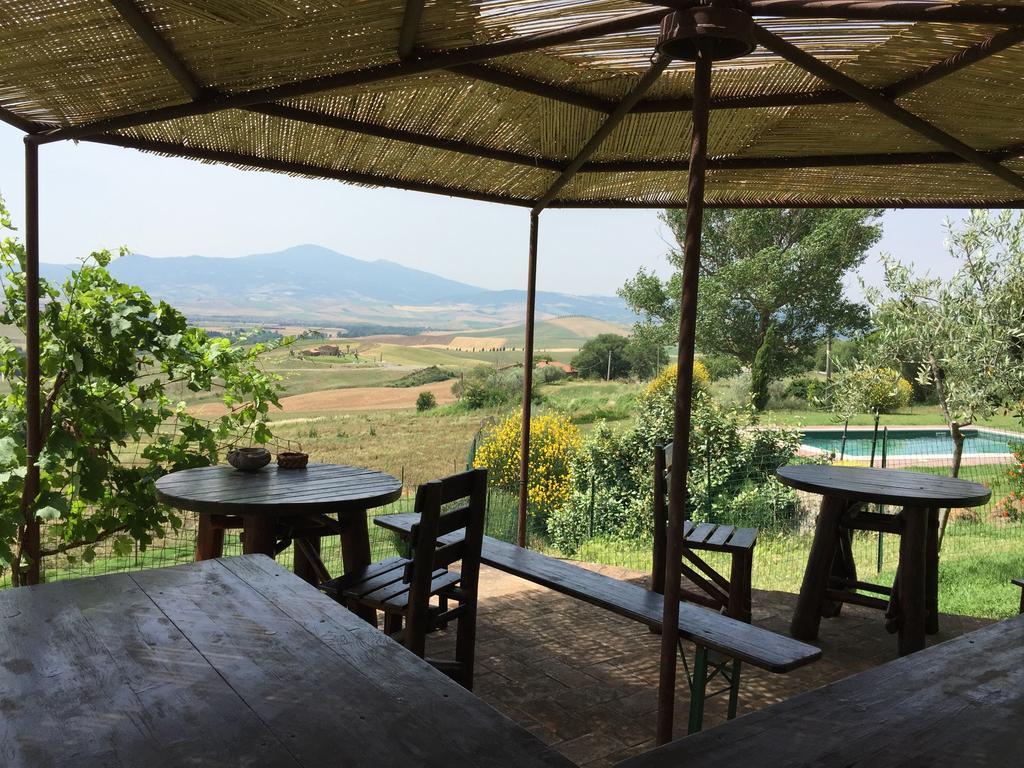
[429,562,991,767]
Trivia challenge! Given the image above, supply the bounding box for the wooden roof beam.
[884,24,1024,98]
[108,0,204,99]
[249,103,562,170]
[536,56,671,213]
[398,0,426,59]
[637,21,1024,112]
[84,134,536,207]
[547,197,1024,209]
[741,1,1024,25]
[31,7,669,145]
[751,22,1024,193]
[584,146,1024,172]
[451,63,617,113]
[749,0,1024,25]
[0,105,47,133]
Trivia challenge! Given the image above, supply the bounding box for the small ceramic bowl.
[227,447,271,472]
[277,451,309,470]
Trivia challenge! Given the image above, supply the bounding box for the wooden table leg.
[897,506,927,656]
[823,525,857,618]
[195,514,225,561]
[241,515,277,556]
[293,535,321,586]
[340,511,378,627]
[791,494,846,642]
[925,506,940,635]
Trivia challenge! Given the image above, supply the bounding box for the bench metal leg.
[727,659,741,720]
[687,645,709,735]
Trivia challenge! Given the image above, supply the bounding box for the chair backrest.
[653,440,677,527]
[404,468,488,635]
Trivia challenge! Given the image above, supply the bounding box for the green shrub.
[999,442,1024,522]
[415,391,437,411]
[547,490,591,555]
[783,377,825,405]
[390,366,457,388]
[831,364,914,417]
[726,482,801,532]
[536,364,567,384]
[452,365,537,410]
[558,367,803,549]
[700,353,742,381]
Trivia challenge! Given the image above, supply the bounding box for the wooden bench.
[1014,578,1024,614]
[375,514,821,732]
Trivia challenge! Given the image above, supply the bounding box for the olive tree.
[867,210,1024,540]
[0,196,284,584]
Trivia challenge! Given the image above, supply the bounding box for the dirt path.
[191,379,457,416]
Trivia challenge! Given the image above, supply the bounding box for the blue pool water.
[800,428,1022,458]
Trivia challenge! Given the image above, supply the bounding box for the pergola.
[5,0,1024,745]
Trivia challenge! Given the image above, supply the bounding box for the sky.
[0,122,967,300]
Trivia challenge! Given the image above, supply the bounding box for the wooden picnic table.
[778,464,990,655]
[617,613,1024,768]
[0,555,575,768]
[156,463,401,620]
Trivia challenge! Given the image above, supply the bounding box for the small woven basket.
[277,451,309,470]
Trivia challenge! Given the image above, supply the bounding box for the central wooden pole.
[22,138,42,586]
[656,39,713,745]
[517,211,540,547]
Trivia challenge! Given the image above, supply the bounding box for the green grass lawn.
[547,518,1024,620]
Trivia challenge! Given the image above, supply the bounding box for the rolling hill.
[37,244,636,328]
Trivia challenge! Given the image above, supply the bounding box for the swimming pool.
[799,427,1024,459]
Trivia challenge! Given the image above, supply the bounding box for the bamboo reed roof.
[4,1,1024,208]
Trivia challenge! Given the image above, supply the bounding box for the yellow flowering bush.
[473,412,582,528]
[645,361,711,401]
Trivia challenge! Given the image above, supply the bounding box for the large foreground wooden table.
[0,555,574,768]
[618,613,1024,768]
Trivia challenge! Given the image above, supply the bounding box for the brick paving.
[429,562,990,767]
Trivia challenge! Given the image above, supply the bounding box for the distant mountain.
[38,245,636,328]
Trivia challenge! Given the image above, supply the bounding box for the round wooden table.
[156,463,402,619]
[777,465,990,655]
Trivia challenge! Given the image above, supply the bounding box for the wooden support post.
[656,39,713,746]
[517,212,539,548]
[21,138,42,586]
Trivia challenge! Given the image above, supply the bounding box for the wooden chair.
[651,442,757,623]
[320,468,487,690]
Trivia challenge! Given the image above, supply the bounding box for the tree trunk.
[938,422,965,548]
[750,320,776,411]
[825,334,833,382]
[929,354,963,550]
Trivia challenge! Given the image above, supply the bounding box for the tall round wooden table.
[777,464,990,656]
[155,463,402,622]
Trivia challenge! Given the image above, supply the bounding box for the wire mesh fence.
[15,420,1024,619]
[524,423,1024,619]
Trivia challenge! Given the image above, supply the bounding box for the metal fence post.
[877,427,888,573]
[588,474,596,538]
